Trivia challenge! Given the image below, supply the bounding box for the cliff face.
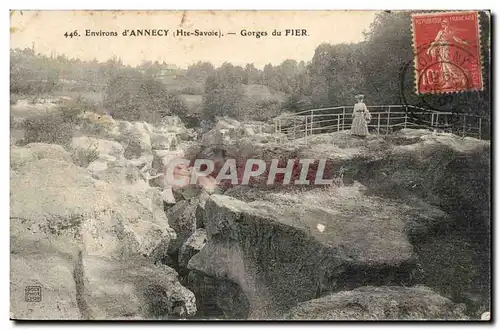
[10,156,196,320]
[10,114,490,320]
[184,128,490,319]
[357,130,491,234]
[283,286,468,320]
[10,115,198,320]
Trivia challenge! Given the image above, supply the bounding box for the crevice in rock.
[328,261,417,294]
[411,231,490,318]
[184,270,248,320]
[349,149,490,319]
[72,250,93,320]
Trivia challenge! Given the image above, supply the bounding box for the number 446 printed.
[64,30,80,38]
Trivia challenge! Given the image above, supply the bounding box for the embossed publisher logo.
[25,286,42,302]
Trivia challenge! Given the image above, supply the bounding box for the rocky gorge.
[10,111,490,320]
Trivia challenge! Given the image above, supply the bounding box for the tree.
[139,60,155,78]
[186,61,215,80]
[104,73,188,123]
[307,43,365,107]
[359,11,414,105]
[10,48,61,95]
[244,64,261,84]
[261,64,281,92]
[201,63,248,120]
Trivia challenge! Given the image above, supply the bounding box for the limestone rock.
[91,161,145,188]
[152,149,185,175]
[79,255,196,319]
[10,223,81,320]
[117,120,133,133]
[11,143,72,171]
[282,286,468,320]
[127,152,154,171]
[87,159,108,173]
[10,158,181,320]
[185,270,249,320]
[120,122,152,159]
[151,132,177,150]
[71,136,124,159]
[159,116,183,127]
[166,198,198,255]
[10,159,173,262]
[189,191,418,318]
[179,229,207,271]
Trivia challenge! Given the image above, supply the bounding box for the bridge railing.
[273,105,487,143]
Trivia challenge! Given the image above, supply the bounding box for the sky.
[10,10,380,69]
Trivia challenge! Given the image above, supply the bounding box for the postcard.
[10,10,491,321]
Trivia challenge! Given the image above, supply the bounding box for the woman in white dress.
[350,94,371,137]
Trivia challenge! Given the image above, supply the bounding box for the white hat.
[355,94,364,99]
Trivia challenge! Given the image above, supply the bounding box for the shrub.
[202,77,284,122]
[246,99,283,121]
[71,142,99,168]
[180,85,204,95]
[20,99,92,146]
[10,93,20,105]
[10,114,16,130]
[284,93,312,112]
[21,112,74,146]
[104,75,189,123]
[29,95,41,105]
[78,118,110,137]
[181,114,201,129]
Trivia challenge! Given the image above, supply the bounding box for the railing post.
[337,114,340,132]
[404,105,408,129]
[435,113,439,130]
[304,116,308,145]
[479,117,482,140]
[377,113,381,135]
[276,119,281,143]
[462,115,466,137]
[386,106,390,135]
[310,110,315,136]
[342,107,345,130]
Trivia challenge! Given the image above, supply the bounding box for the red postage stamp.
[411,11,483,94]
